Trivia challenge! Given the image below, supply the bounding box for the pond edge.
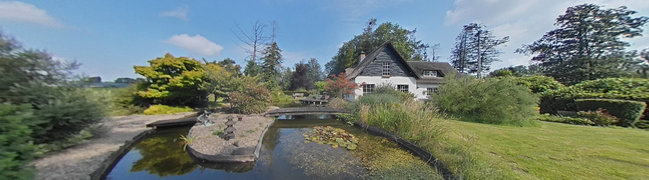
[349,120,457,180]
[89,129,154,180]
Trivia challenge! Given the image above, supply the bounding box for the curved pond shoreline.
[31,112,196,180]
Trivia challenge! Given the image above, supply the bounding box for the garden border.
[89,129,154,180]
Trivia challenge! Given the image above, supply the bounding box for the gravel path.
[31,112,196,180]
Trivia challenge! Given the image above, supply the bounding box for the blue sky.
[1,0,648,81]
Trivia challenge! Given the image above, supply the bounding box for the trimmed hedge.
[539,87,649,119]
[537,114,594,125]
[575,99,646,127]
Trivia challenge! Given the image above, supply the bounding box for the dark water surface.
[106,115,440,180]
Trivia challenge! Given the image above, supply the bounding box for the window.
[423,70,438,77]
[397,85,408,93]
[382,62,390,76]
[363,84,375,93]
[426,88,438,96]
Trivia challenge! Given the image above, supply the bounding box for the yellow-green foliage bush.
[143,105,193,115]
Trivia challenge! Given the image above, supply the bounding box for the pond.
[105,115,441,179]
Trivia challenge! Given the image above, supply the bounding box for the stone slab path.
[31,112,196,180]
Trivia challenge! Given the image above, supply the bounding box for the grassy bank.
[434,120,649,179]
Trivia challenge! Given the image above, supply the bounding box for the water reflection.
[130,128,197,177]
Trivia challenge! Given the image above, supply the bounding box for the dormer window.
[423,70,438,77]
[382,62,390,77]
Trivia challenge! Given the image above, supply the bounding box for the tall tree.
[450,23,509,77]
[261,42,282,87]
[306,58,324,82]
[325,19,429,75]
[289,62,311,90]
[278,67,293,90]
[517,4,648,84]
[243,59,261,76]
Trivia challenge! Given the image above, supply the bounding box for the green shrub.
[576,109,619,126]
[32,88,105,144]
[85,85,147,116]
[433,76,538,125]
[0,104,36,180]
[575,99,646,127]
[540,78,649,119]
[572,78,649,95]
[228,76,270,114]
[514,76,564,93]
[143,105,193,115]
[537,114,594,125]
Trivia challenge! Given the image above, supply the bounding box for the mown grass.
[435,120,649,179]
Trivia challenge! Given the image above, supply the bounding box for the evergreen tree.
[260,42,282,87]
[450,23,509,77]
[243,59,261,76]
[517,4,648,84]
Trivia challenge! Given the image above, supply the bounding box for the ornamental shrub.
[577,109,619,126]
[514,76,564,93]
[433,75,538,125]
[575,99,646,127]
[228,76,271,114]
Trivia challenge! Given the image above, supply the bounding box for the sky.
[0,0,648,81]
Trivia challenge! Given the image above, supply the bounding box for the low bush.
[577,109,619,126]
[537,114,594,125]
[228,76,270,114]
[514,76,564,93]
[143,105,193,115]
[326,98,348,110]
[575,99,646,127]
[32,88,105,144]
[0,104,36,180]
[433,76,538,126]
[270,88,299,108]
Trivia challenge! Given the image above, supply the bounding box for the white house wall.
[348,76,440,101]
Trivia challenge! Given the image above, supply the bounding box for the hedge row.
[576,99,646,127]
[539,88,649,120]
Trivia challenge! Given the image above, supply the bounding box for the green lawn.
[438,120,649,179]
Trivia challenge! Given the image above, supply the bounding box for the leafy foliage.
[324,73,359,98]
[228,76,270,114]
[143,105,193,115]
[514,76,564,93]
[433,75,538,125]
[576,99,645,127]
[450,23,509,77]
[325,19,429,75]
[539,78,649,120]
[134,53,207,107]
[517,4,648,84]
[0,104,35,180]
[0,31,105,147]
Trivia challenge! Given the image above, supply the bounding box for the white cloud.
[444,0,649,70]
[0,1,62,28]
[160,5,189,21]
[164,34,223,56]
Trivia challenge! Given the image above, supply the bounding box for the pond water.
[106,115,441,179]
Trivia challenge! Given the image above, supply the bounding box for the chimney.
[359,51,366,62]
